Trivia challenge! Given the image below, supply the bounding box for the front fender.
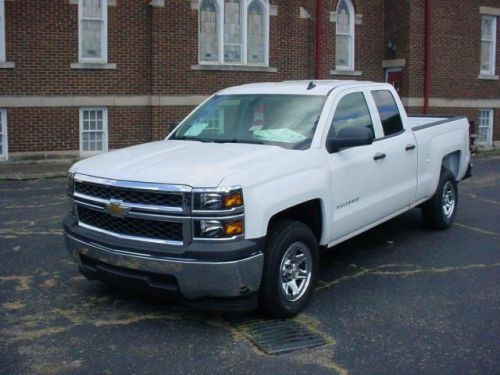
[241,168,329,241]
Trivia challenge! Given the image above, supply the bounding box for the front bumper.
[64,232,264,302]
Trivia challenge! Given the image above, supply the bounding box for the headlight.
[67,172,75,196]
[194,218,244,239]
[193,188,243,211]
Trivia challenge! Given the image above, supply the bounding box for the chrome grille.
[75,181,183,208]
[78,206,184,242]
[72,174,191,245]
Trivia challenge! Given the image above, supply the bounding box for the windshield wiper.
[173,136,214,143]
[212,139,264,145]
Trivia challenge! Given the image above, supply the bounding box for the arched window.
[247,0,266,64]
[199,0,219,62]
[335,0,354,71]
[198,0,269,66]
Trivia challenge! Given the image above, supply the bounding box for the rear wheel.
[421,168,458,230]
[259,220,318,318]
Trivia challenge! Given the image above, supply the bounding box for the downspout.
[148,2,154,141]
[423,0,432,114]
[315,0,324,79]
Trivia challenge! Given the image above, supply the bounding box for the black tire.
[259,220,319,318]
[421,168,458,230]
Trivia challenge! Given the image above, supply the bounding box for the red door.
[386,69,403,96]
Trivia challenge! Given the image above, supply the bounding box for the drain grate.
[227,314,328,355]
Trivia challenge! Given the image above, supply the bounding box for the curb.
[0,171,68,181]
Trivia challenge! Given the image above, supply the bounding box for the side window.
[328,92,374,138]
[79,0,108,63]
[80,107,108,155]
[371,90,403,136]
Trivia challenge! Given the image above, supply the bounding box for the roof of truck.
[217,80,388,96]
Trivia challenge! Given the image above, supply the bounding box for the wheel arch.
[266,199,325,244]
[441,150,461,179]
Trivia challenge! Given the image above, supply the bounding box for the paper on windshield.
[253,128,307,143]
[184,122,208,136]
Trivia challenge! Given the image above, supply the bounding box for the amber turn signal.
[224,220,243,236]
[223,193,243,208]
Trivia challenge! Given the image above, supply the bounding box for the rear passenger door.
[367,89,418,217]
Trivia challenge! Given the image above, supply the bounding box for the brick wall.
[0,0,150,96]
[0,0,498,158]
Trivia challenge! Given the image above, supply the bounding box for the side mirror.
[326,127,374,153]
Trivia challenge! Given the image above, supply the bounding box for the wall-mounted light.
[386,40,397,53]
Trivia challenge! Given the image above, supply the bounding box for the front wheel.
[421,168,458,230]
[259,220,318,318]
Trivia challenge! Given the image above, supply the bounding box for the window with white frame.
[480,16,497,76]
[79,0,108,63]
[0,0,5,62]
[335,0,355,71]
[198,0,269,66]
[0,109,7,160]
[80,108,108,155]
[478,109,494,145]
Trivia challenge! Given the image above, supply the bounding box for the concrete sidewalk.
[0,160,72,180]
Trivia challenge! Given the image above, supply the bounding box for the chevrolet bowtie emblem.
[105,199,130,218]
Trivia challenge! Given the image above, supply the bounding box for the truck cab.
[64,80,471,317]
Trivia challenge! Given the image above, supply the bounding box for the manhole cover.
[227,314,327,355]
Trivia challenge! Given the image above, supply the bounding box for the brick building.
[0,0,498,161]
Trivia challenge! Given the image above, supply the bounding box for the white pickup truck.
[64,80,472,317]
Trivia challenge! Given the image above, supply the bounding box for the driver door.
[325,89,386,241]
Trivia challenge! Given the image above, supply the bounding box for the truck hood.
[71,140,286,187]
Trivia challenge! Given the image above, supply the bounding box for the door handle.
[373,152,386,161]
[405,144,416,151]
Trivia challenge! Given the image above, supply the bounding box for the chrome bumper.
[65,233,264,300]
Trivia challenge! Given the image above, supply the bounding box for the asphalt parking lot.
[1,155,499,375]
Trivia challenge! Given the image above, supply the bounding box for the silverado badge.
[105,199,130,218]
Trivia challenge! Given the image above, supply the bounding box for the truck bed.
[406,115,464,130]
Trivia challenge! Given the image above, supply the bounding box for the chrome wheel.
[280,241,312,302]
[442,181,456,219]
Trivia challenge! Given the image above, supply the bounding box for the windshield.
[170,94,326,150]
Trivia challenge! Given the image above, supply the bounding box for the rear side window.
[328,92,374,138]
[371,90,403,136]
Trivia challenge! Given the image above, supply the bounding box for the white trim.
[480,6,500,17]
[1,95,499,110]
[335,0,355,71]
[329,69,362,76]
[480,15,497,76]
[0,109,7,161]
[191,64,277,72]
[299,7,311,19]
[478,74,499,80]
[79,107,108,156]
[477,109,494,146]
[269,4,277,16]
[0,0,5,63]
[70,62,116,69]
[382,59,406,68]
[401,97,500,108]
[198,0,270,67]
[401,97,424,107]
[70,0,116,6]
[0,61,14,68]
[149,0,164,7]
[0,95,209,107]
[78,0,108,64]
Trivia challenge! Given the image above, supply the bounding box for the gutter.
[423,0,432,114]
